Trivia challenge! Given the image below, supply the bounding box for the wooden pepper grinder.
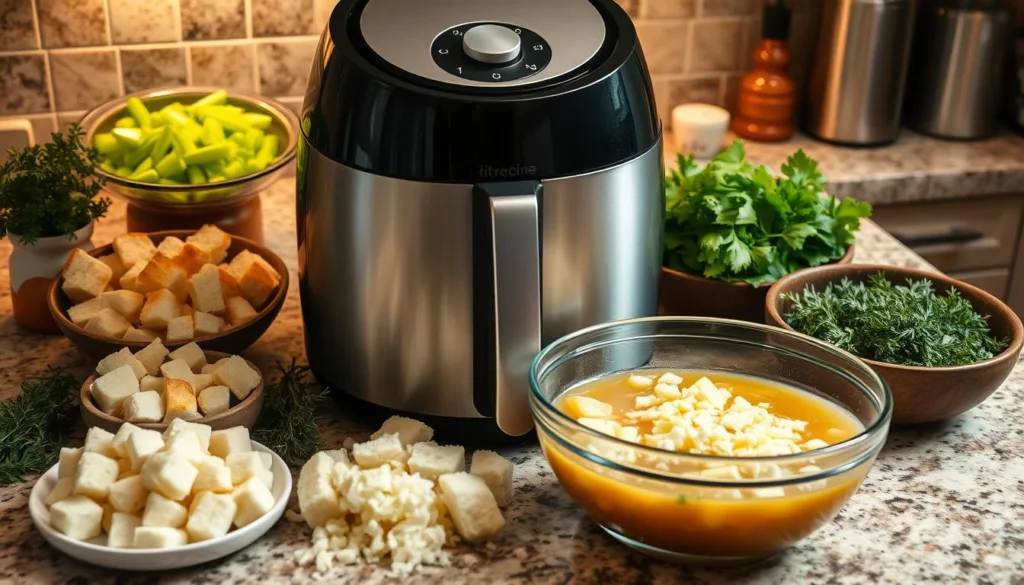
[731,0,795,142]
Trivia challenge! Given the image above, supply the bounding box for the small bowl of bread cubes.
[48,224,287,360]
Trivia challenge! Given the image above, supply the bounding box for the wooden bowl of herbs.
[659,141,871,323]
[765,264,1023,425]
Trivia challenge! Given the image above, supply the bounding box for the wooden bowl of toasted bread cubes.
[81,340,264,434]
[48,225,287,361]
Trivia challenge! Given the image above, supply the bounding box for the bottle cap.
[763,2,791,40]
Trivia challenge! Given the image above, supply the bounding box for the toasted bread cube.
[160,358,196,388]
[166,315,194,341]
[133,526,189,548]
[111,422,142,457]
[58,447,83,480]
[133,338,169,375]
[97,347,148,380]
[194,373,214,392]
[123,327,159,342]
[67,297,105,326]
[438,472,505,542]
[225,296,257,326]
[167,342,207,372]
[209,426,250,459]
[106,512,141,548]
[163,418,212,451]
[140,375,163,392]
[90,364,140,416]
[228,251,280,308]
[226,452,265,486]
[408,443,465,481]
[193,455,233,493]
[97,253,128,283]
[232,477,274,528]
[73,451,120,500]
[118,261,147,292]
[45,477,75,507]
[352,433,406,469]
[198,385,231,416]
[141,451,198,501]
[62,249,113,303]
[164,378,199,423]
[125,427,165,471]
[296,452,342,528]
[565,396,613,419]
[371,416,434,447]
[124,391,164,423]
[141,491,188,528]
[50,496,104,541]
[470,450,513,508]
[140,289,179,330]
[174,243,215,276]
[228,250,280,282]
[187,264,226,314]
[186,491,236,542]
[156,236,186,259]
[217,265,241,298]
[186,225,231,264]
[137,253,189,299]
[101,289,145,323]
[193,311,225,337]
[177,302,194,317]
[113,233,157,267]
[83,307,132,338]
[107,475,147,514]
[213,355,260,401]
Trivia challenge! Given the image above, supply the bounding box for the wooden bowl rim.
[80,350,264,431]
[661,245,855,290]
[764,263,1024,373]
[47,230,289,349]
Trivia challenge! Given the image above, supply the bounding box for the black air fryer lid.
[301,0,660,184]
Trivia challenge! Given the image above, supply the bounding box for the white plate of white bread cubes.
[29,421,291,571]
[60,224,282,343]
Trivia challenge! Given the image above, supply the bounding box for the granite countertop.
[0,179,1022,584]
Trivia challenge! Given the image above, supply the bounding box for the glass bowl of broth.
[529,317,891,565]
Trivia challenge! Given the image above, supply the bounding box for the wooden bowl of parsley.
[765,264,1023,425]
[659,140,870,323]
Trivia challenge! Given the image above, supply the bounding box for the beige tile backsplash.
[2,0,1022,139]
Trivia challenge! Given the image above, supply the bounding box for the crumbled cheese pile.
[293,416,513,576]
[568,372,829,458]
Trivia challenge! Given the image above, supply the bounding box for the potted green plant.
[0,124,110,332]
[659,140,871,323]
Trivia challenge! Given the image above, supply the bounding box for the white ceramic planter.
[8,222,95,332]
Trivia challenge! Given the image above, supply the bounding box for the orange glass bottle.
[731,1,795,142]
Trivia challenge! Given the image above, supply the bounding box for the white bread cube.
[565,396,613,419]
[125,427,164,471]
[108,475,147,514]
[193,311,225,336]
[107,512,141,548]
[123,327,159,342]
[470,450,514,508]
[225,296,257,326]
[254,465,274,491]
[134,338,169,376]
[67,297,105,326]
[160,358,196,388]
[98,253,128,283]
[201,357,231,375]
[163,418,212,451]
[257,452,273,469]
[58,447,83,480]
[61,249,113,303]
[178,302,194,317]
[124,391,164,423]
[209,426,251,459]
[141,491,188,527]
[73,451,120,500]
[371,416,434,446]
[83,307,132,338]
[84,426,117,458]
[192,455,233,493]
[113,232,157,267]
[90,364,140,416]
[156,236,186,258]
[164,429,207,462]
[49,496,104,541]
[408,443,465,481]
[438,472,505,542]
[139,289,179,330]
[118,261,147,293]
[232,477,274,528]
[194,373,215,392]
[297,452,342,528]
[226,452,265,486]
[198,385,230,416]
[163,378,199,423]
[213,355,260,401]
[101,502,115,532]
[140,375,163,392]
[141,451,198,501]
[167,342,207,372]
[116,457,132,478]
[133,526,189,548]
[352,433,406,469]
[96,347,147,380]
[186,225,231,264]
[188,264,226,314]
[45,477,75,507]
[186,491,236,542]
[112,422,142,457]
[101,290,145,323]
[166,315,194,341]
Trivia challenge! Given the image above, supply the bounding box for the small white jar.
[670,104,731,159]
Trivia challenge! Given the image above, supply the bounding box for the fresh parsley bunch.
[663,140,872,285]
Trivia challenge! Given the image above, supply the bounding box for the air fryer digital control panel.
[431,23,552,83]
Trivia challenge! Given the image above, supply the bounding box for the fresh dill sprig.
[783,273,1008,367]
[0,367,80,486]
[251,360,328,466]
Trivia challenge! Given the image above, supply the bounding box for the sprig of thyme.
[252,360,328,465]
[0,367,80,486]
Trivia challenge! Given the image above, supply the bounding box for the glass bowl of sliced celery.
[80,87,299,207]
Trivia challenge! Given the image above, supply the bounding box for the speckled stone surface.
[0,180,1021,584]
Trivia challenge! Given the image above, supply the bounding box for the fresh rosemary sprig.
[0,367,80,486]
[252,360,328,466]
[783,274,1008,367]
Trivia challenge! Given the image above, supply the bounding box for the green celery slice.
[93,133,122,154]
[155,152,187,178]
[200,117,226,146]
[130,168,160,182]
[125,97,151,128]
[242,113,273,130]
[187,165,207,185]
[114,117,136,129]
[112,127,144,147]
[183,143,231,165]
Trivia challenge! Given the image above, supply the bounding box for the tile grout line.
[172,0,184,43]
[245,0,260,93]
[184,45,194,85]
[29,0,43,49]
[41,50,58,119]
[114,47,126,96]
[102,0,113,45]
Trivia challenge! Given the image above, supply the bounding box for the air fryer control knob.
[462,24,522,64]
